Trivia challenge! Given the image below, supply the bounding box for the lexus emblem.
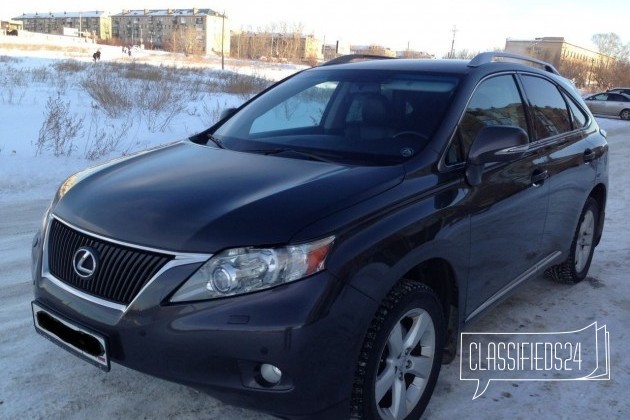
[72,247,99,279]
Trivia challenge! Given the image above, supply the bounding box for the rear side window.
[608,93,630,102]
[447,74,527,164]
[520,75,572,140]
[564,94,588,129]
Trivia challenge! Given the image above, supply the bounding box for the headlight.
[170,236,335,302]
[38,173,80,235]
[50,149,155,211]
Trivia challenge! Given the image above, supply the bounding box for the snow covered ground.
[1,34,629,419]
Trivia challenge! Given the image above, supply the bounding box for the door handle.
[583,149,595,163]
[531,169,549,187]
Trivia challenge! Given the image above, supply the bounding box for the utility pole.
[449,25,458,58]
[221,11,225,70]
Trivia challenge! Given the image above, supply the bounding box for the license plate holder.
[32,302,110,371]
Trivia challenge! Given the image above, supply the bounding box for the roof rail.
[468,52,560,75]
[321,54,395,66]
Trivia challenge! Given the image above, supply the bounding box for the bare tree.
[616,61,630,85]
[362,45,391,56]
[442,49,479,59]
[231,22,311,63]
[171,25,203,56]
[592,33,629,62]
[590,32,629,89]
[558,60,589,88]
[592,60,615,89]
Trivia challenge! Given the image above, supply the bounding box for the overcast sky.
[3,0,629,56]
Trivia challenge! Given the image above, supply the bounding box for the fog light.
[260,363,282,385]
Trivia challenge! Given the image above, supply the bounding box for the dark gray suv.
[31,52,608,419]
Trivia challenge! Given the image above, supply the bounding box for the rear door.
[606,93,630,117]
[518,75,601,258]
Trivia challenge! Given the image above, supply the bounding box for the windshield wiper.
[207,134,224,149]
[249,147,339,163]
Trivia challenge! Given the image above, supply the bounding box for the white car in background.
[584,91,630,120]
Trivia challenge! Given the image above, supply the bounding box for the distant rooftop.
[16,11,109,19]
[14,8,227,20]
[113,9,225,17]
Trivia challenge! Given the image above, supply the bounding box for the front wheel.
[352,280,445,419]
[546,197,599,283]
[620,109,630,120]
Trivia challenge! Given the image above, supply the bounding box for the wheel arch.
[402,258,460,363]
[589,183,607,246]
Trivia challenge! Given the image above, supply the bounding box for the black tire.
[620,109,630,120]
[546,197,599,284]
[352,280,445,419]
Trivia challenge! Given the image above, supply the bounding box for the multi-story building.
[505,37,615,87]
[230,31,322,62]
[111,9,229,55]
[1,19,23,35]
[350,45,397,58]
[14,11,111,40]
[321,42,351,61]
[396,49,433,59]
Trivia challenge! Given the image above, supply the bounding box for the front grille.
[47,219,173,305]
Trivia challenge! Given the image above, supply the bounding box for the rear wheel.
[620,109,630,120]
[352,280,445,419]
[546,197,599,284]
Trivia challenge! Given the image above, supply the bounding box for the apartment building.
[230,31,322,62]
[1,19,23,35]
[14,11,111,39]
[13,8,228,56]
[112,9,229,55]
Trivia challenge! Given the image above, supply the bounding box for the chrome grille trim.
[42,215,211,311]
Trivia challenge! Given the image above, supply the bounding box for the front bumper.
[32,254,377,418]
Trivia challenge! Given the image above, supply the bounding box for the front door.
[458,74,549,319]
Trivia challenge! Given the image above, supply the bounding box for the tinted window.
[521,75,572,139]
[564,94,588,129]
[608,93,629,102]
[447,74,527,164]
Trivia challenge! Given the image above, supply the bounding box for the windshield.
[212,69,459,165]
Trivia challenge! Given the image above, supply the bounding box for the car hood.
[54,141,404,253]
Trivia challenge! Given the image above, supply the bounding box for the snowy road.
[1,119,629,419]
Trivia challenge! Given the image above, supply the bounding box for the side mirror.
[466,126,529,186]
[219,107,237,121]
